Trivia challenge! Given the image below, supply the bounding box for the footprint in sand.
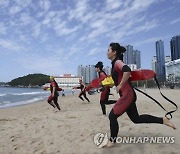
[13,145,17,150]
[10,136,15,142]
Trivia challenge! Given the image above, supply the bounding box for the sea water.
[0,87,74,108]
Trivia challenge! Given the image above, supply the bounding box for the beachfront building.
[54,74,82,87]
[165,59,180,82]
[165,56,171,63]
[156,40,166,82]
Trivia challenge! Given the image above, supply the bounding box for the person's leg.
[126,100,176,129]
[126,101,163,124]
[53,96,61,110]
[107,89,136,147]
[100,101,106,115]
[83,92,90,102]
[47,96,56,108]
[79,92,84,101]
[105,100,116,105]
[109,109,120,143]
[100,89,108,115]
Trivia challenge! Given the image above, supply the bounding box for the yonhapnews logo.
[93,132,109,148]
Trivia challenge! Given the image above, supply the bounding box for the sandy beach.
[0,88,180,154]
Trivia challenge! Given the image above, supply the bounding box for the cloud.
[105,0,123,10]
[133,35,171,47]
[39,0,51,11]
[19,13,35,26]
[68,0,88,21]
[52,16,81,36]
[88,47,99,56]
[9,5,22,15]
[17,53,61,71]
[0,0,9,8]
[0,22,7,35]
[170,18,180,25]
[32,22,41,38]
[126,20,159,35]
[77,0,159,43]
[0,38,27,52]
[15,0,31,8]
[8,0,31,15]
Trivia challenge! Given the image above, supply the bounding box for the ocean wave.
[0,94,6,97]
[12,91,49,96]
[0,101,11,104]
[0,96,47,108]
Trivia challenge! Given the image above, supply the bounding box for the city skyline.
[0,0,180,82]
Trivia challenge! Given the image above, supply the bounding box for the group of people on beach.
[47,42,176,148]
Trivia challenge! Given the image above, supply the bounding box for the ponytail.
[109,42,126,61]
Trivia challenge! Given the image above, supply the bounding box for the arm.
[82,83,86,91]
[114,60,131,93]
[116,72,131,93]
[52,87,55,97]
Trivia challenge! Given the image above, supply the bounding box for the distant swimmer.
[47,76,62,110]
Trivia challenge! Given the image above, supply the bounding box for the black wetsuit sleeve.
[122,65,131,72]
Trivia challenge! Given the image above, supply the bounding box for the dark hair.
[109,42,126,61]
[95,61,103,70]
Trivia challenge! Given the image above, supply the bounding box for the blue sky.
[0,0,180,82]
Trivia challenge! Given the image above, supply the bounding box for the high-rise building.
[103,66,111,75]
[170,35,180,61]
[77,65,86,82]
[85,65,91,84]
[124,45,134,64]
[133,50,141,69]
[90,65,97,82]
[78,65,97,84]
[151,56,157,72]
[156,40,166,81]
[124,45,141,69]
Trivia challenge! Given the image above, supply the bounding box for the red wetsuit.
[78,82,90,102]
[99,70,110,101]
[109,58,163,142]
[111,58,135,115]
[98,70,115,115]
[47,80,62,110]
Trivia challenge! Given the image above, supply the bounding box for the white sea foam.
[12,91,49,96]
[0,96,47,108]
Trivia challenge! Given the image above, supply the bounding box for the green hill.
[8,74,50,87]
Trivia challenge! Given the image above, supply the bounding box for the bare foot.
[163,117,176,129]
[104,141,115,148]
